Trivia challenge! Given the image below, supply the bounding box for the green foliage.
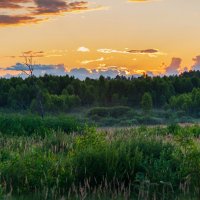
[1,150,73,193]
[169,88,200,115]
[31,93,81,114]
[0,114,83,136]
[141,92,153,115]
[175,129,200,193]
[167,123,181,135]
[1,71,200,113]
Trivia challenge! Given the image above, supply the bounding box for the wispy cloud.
[81,57,104,65]
[0,15,45,26]
[22,50,45,57]
[6,49,68,59]
[128,49,158,54]
[97,49,128,54]
[97,48,164,56]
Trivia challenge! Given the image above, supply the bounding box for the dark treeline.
[1,70,200,115]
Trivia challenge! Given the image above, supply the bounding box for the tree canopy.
[1,71,200,115]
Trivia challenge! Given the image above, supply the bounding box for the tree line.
[1,70,200,115]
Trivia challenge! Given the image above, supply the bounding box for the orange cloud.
[0,0,95,26]
[0,15,44,26]
[33,0,88,15]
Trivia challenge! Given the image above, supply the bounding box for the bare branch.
[21,70,30,76]
[21,54,34,77]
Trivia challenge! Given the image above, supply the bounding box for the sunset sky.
[1,0,200,77]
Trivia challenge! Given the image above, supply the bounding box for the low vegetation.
[0,124,199,199]
[86,106,199,127]
[0,114,84,136]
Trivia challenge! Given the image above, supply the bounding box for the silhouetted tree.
[21,55,45,118]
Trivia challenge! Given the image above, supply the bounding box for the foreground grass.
[0,124,200,199]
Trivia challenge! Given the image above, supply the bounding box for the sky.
[1,0,200,78]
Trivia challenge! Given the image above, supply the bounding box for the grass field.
[0,118,199,199]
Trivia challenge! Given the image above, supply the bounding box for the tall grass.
[0,114,84,136]
[0,125,199,199]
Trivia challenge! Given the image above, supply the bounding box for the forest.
[1,70,200,112]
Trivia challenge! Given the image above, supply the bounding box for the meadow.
[86,106,198,127]
[0,115,199,199]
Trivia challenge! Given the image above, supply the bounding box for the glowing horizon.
[1,0,200,77]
